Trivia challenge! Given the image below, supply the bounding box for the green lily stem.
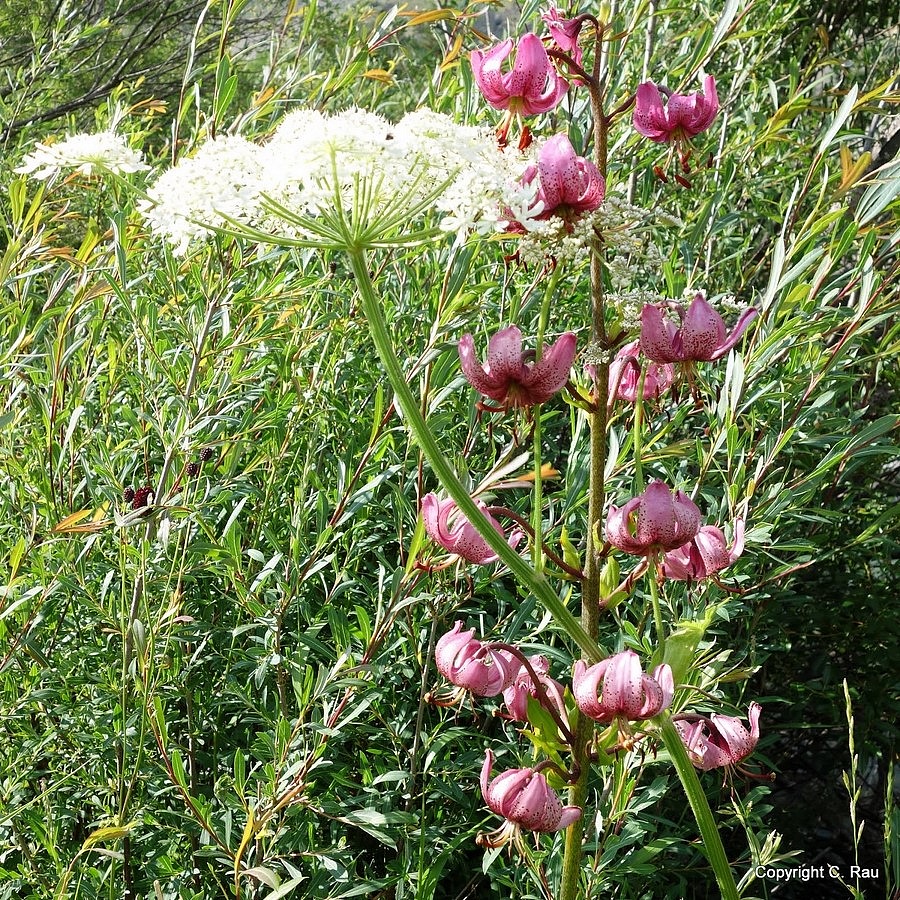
[561,35,611,897]
[658,716,740,900]
[531,264,561,578]
[347,247,603,664]
[633,366,647,490]
[647,555,666,655]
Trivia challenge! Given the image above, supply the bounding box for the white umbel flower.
[16,131,147,180]
[138,136,264,255]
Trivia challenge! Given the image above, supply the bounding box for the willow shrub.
[0,1,897,899]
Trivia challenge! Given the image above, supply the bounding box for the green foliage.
[0,0,897,897]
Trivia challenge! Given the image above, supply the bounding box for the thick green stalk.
[658,717,740,900]
[347,247,603,663]
[647,556,666,654]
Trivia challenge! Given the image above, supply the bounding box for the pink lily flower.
[572,650,674,724]
[434,621,517,697]
[521,134,605,220]
[661,519,745,581]
[633,75,719,144]
[502,654,568,724]
[608,339,675,403]
[470,33,568,116]
[606,480,701,556]
[541,7,585,73]
[478,749,581,847]
[458,326,577,409]
[675,702,762,771]
[422,493,523,565]
[640,294,757,364]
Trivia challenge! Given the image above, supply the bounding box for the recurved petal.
[605,497,646,554]
[523,331,577,402]
[672,491,702,547]
[508,771,560,830]
[557,805,583,830]
[536,134,579,210]
[572,658,612,721]
[691,75,719,133]
[470,40,515,107]
[633,82,670,141]
[434,621,478,681]
[708,306,758,360]
[652,663,675,711]
[459,333,503,397]
[709,709,758,763]
[480,750,495,803]
[506,34,552,100]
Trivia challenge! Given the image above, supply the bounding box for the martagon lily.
[422,493,523,565]
[633,75,720,145]
[470,32,568,117]
[661,520,745,581]
[519,133,605,223]
[573,650,674,725]
[606,480,702,556]
[478,749,581,848]
[675,702,762,772]
[458,325,577,409]
[434,622,516,698]
[640,294,757,364]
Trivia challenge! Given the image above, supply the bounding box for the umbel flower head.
[572,650,674,724]
[633,75,719,145]
[17,131,147,180]
[519,134,605,222]
[640,294,757,364]
[675,702,762,771]
[478,749,581,848]
[421,493,523,564]
[434,622,516,697]
[459,326,577,409]
[661,520,745,581]
[470,33,568,116]
[606,480,702,556]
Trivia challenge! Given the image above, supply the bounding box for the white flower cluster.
[16,131,147,180]
[139,136,264,255]
[140,108,535,253]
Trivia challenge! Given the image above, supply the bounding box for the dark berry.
[123,486,135,503]
[187,461,200,476]
[132,486,154,509]
[199,447,214,462]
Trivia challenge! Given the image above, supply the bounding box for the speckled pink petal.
[635,480,678,548]
[572,658,613,721]
[536,134,580,210]
[640,303,682,363]
[521,331,577,403]
[709,706,759,764]
[480,750,495,801]
[652,663,675,712]
[672,491,702,548]
[708,306,758,361]
[459,333,505,399]
[600,650,645,718]
[633,82,670,142]
[486,325,527,381]
[690,75,719,134]
[680,296,726,361]
[470,41,515,109]
[605,497,646,554]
